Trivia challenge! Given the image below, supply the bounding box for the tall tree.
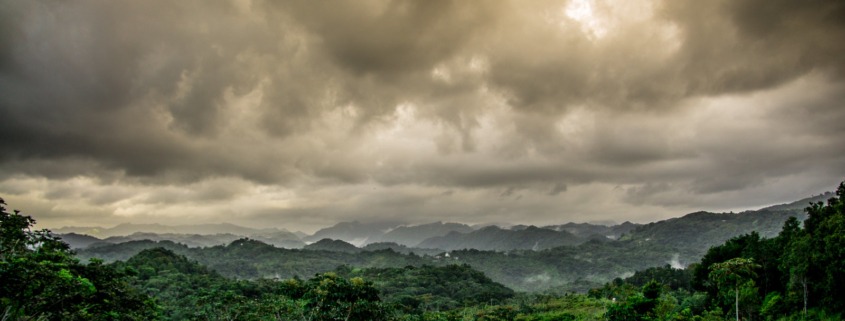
[802,182,845,312]
[781,231,810,315]
[709,257,759,321]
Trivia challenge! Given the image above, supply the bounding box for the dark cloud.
[276,1,501,76]
[1,0,844,230]
[549,183,568,196]
[662,0,845,94]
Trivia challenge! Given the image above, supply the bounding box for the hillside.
[304,238,361,253]
[54,222,292,238]
[417,225,584,251]
[303,221,400,245]
[72,193,826,293]
[302,221,475,247]
[336,264,514,310]
[543,221,640,239]
[622,203,811,262]
[7,183,845,321]
[381,221,474,246]
[115,247,516,319]
[56,232,104,249]
[77,235,675,292]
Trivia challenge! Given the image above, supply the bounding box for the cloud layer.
[2,0,844,231]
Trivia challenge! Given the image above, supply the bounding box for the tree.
[0,197,157,320]
[781,231,810,316]
[709,257,760,321]
[605,280,663,321]
[299,272,386,321]
[802,183,845,312]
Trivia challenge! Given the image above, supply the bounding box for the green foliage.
[304,238,362,253]
[0,198,157,320]
[802,183,845,311]
[299,273,386,321]
[75,195,811,296]
[337,264,514,312]
[759,292,785,320]
[589,265,694,302]
[603,280,665,321]
[688,181,845,319]
[5,181,845,321]
[590,180,845,320]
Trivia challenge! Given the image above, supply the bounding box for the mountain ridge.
[60,192,826,254]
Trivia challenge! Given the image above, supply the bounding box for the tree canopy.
[0,198,157,320]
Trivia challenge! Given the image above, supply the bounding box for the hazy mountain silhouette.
[54,222,292,238]
[417,225,584,251]
[542,222,640,239]
[304,238,360,253]
[379,222,474,246]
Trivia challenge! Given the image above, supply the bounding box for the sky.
[1,0,844,233]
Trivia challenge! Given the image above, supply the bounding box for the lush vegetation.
[2,181,844,320]
[75,232,682,293]
[72,195,814,294]
[334,264,515,312]
[592,183,845,320]
[0,198,157,320]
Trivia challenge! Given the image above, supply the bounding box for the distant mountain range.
[56,224,303,249]
[303,220,638,250]
[542,221,639,239]
[380,222,475,246]
[72,191,832,293]
[57,220,637,251]
[417,225,584,251]
[58,192,832,257]
[303,221,401,246]
[54,222,292,238]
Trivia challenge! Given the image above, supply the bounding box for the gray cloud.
[1,0,844,230]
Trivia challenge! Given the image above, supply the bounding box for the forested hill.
[416,225,584,251]
[3,184,843,320]
[73,192,824,293]
[61,193,824,255]
[112,248,514,318]
[621,193,828,262]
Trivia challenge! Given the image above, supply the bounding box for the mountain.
[76,231,674,293]
[758,192,833,212]
[361,241,410,252]
[304,221,401,246]
[97,232,301,249]
[303,238,361,253]
[379,222,474,246]
[417,225,584,251]
[54,222,292,238]
[360,242,443,256]
[54,223,304,249]
[621,196,816,263]
[247,230,306,248]
[543,221,640,240]
[103,233,243,248]
[72,190,835,294]
[57,233,104,249]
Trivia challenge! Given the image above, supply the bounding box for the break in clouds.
[1,0,844,231]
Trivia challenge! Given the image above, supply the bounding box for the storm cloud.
[1,0,844,232]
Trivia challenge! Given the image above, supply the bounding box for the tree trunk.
[802,277,807,317]
[344,302,355,321]
[736,281,740,321]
